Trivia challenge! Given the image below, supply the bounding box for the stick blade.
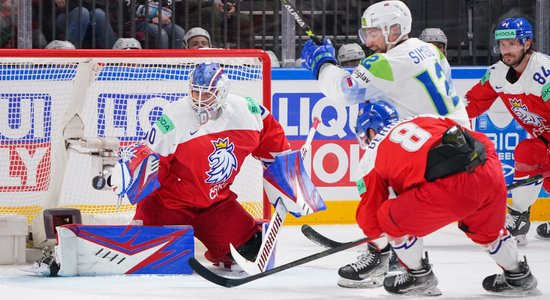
[301,224,344,248]
[229,243,261,275]
[188,258,238,288]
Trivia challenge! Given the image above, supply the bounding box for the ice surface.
[1,223,548,300]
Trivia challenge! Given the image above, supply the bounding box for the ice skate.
[21,253,59,277]
[337,244,390,288]
[505,207,530,246]
[383,252,441,296]
[483,257,539,296]
[535,222,550,240]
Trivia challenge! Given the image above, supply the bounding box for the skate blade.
[386,286,442,297]
[20,264,51,277]
[534,234,550,241]
[399,285,442,297]
[337,274,384,289]
[486,287,542,297]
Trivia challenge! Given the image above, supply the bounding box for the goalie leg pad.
[55,224,194,276]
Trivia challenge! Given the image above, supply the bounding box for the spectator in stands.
[113,37,142,50]
[266,50,280,68]
[419,28,448,56]
[180,0,251,48]
[47,0,116,49]
[0,6,14,48]
[184,27,212,49]
[337,43,366,67]
[45,39,76,49]
[134,0,185,49]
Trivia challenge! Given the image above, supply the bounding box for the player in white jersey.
[110,63,291,268]
[300,0,469,288]
[301,0,469,128]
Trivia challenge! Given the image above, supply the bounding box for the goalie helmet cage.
[0,49,272,223]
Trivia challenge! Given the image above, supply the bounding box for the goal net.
[0,49,272,224]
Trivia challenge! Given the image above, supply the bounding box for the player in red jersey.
[349,101,537,296]
[465,17,550,244]
[112,62,291,267]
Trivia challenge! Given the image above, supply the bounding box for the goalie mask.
[188,63,229,125]
[354,101,398,149]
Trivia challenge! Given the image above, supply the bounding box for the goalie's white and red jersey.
[144,94,290,209]
[466,52,550,140]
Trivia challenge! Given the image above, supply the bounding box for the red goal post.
[0,49,272,223]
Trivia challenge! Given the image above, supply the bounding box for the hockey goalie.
[36,62,324,276]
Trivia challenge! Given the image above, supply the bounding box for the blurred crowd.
[1,1,254,49]
[0,0,449,69]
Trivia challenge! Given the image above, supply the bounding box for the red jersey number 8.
[389,122,431,152]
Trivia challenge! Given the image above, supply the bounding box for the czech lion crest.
[205,138,238,184]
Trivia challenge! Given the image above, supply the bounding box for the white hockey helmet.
[337,43,366,63]
[419,28,447,49]
[45,40,76,49]
[184,27,212,49]
[359,1,412,45]
[113,38,142,50]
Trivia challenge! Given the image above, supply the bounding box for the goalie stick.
[188,235,369,288]
[280,0,323,45]
[228,117,321,275]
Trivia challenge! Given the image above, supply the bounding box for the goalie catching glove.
[110,143,160,205]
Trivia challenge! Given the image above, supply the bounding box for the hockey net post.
[0,49,273,226]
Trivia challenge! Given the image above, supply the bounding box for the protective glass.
[358,28,382,45]
[355,130,370,150]
[493,39,525,54]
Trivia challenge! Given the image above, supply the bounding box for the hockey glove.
[301,38,337,79]
[263,150,326,218]
[110,143,160,205]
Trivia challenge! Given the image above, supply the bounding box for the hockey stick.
[301,224,347,248]
[299,174,543,250]
[279,0,323,45]
[229,117,321,275]
[506,175,543,191]
[188,235,369,287]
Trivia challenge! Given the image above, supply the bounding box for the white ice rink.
[0,223,548,300]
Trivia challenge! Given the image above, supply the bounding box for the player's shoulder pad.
[358,53,393,81]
